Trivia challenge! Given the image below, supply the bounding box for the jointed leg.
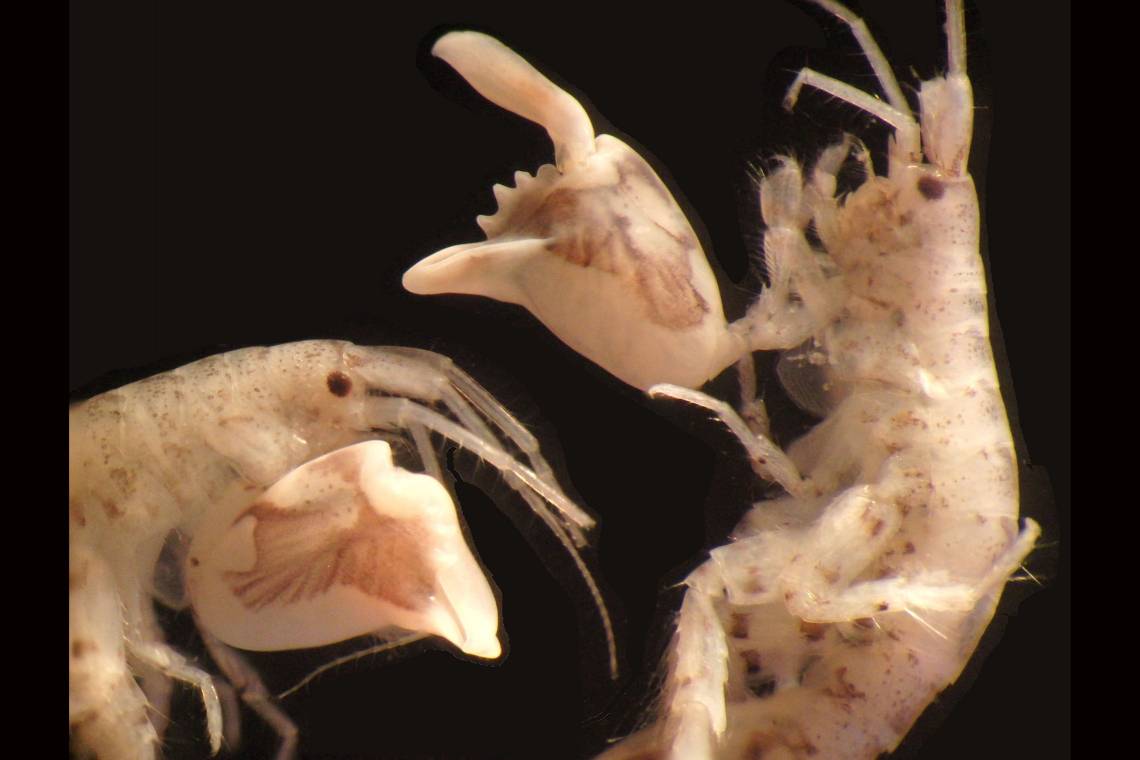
[663,563,730,760]
[785,1,922,163]
[70,546,158,760]
[200,628,298,760]
[125,639,223,755]
[648,383,804,497]
[809,0,913,116]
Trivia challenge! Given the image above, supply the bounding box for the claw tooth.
[491,183,510,203]
[513,169,532,187]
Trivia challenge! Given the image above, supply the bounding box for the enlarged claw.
[404,31,743,391]
[187,440,502,660]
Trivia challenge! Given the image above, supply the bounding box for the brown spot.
[69,500,87,528]
[747,674,777,699]
[868,518,884,537]
[189,557,200,567]
[917,175,945,200]
[730,613,751,639]
[101,500,124,519]
[72,640,97,659]
[854,617,876,629]
[741,649,763,674]
[109,467,136,495]
[826,666,867,701]
[903,541,916,554]
[799,620,828,641]
[326,371,352,397]
[69,559,88,591]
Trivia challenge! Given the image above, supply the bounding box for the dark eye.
[326,371,352,397]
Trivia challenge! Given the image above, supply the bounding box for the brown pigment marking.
[799,620,828,641]
[797,654,821,684]
[101,499,124,519]
[494,157,708,329]
[108,467,136,495]
[869,518,885,537]
[854,617,875,629]
[903,541,916,554]
[69,500,87,527]
[189,556,200,567]
[917,175,945,200]
[72,639,97,658]
[741,649,763,674]
[226,494,436,612]
[326,371,352,397]
[826,666,867,701]
[730,613,751,639]
[747,674,777,699]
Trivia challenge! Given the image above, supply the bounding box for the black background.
[71,2,1069,758]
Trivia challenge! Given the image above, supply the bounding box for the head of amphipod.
[403,32,742,391]
[187,439,501,660]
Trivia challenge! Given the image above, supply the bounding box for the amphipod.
[405,2,1040,758]
[69,340,613,760]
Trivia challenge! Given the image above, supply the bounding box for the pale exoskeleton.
[403,2,1065,758]
[70,341,615,760]
[72,1,1066,757]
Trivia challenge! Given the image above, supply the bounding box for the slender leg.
[733,355,772,440]
[809,0,913,116]
[200,628,299,760]
[409,423,444,483]
[662,563,730,760]
[730,157,841,355]
[783,67,916,138]
[70,546,158,760]
[126,639,223,755]
[648,384,804,497]
[215,678,244,753]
